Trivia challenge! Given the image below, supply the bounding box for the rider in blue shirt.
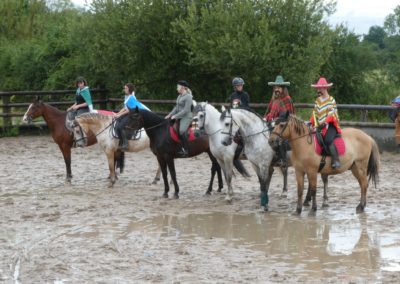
[114,83,150,150]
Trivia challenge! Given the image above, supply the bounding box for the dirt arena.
[1,135,400,283]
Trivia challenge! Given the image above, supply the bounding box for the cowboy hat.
[268,75,290,86]
[177,80,190,88]
[311,77,333,88]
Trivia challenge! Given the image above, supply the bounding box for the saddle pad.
[313,134,346,156]
[169,127,197,143]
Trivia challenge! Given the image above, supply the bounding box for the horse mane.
[288,114,307,135]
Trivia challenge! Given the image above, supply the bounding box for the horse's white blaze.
[22,103,33,123]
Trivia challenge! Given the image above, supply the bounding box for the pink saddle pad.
[314,135,346,156]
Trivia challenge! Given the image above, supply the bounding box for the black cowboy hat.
[177,80,190,88]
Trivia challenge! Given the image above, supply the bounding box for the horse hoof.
[303,201,310,207]
[225,196,233,204]
[356,204,364,213]
[217,188,222,193]
[174,194,179,199]
[205,191,212,196]
[308,210,316,217]
[280,192,287,198]
[263,205,269,212]
[322,203,329,208]
[296,208,302,215]
[163,193,168,198]
[151,179,159,185]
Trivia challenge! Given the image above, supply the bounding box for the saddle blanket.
[314,135,346,156]
[169,127,197,143]
[96,110,116,116]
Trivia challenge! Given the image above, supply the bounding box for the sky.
[70,0,399,35]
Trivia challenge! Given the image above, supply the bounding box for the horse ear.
[221,105,226,112]
[192,100,197,107]
[285,110,290,119]
[34,95,41,102]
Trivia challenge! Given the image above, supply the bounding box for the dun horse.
[126,107,234,198]
[269,112,380,214]
[73,112,161,187]
[22,99,107,183]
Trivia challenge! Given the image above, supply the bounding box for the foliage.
[0,0,399,124]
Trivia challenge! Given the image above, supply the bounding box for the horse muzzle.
[22,115,32,124]
[221,137,233,146]
[268,137,280,151]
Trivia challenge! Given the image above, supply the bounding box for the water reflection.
[123,212,399,277]
[65,211,400,278]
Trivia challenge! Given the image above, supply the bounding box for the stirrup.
[177,148,188,157]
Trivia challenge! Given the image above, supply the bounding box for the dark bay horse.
[22,99,122,183]
[127,107,228,198]
[269,113,380,214]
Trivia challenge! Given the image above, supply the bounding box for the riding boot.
[276,143,288,168]
[119,129,129,151]
[177,134,189,157]
[328,143,341,169]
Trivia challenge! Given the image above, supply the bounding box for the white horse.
[219,108,276,210]
[193,102,251,202]
[73,113,160,187]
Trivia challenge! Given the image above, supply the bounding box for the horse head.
[127,106,144,130]
[268,111,291,150]
[72,119,88,147]
[192,102,207,131]
[22,97,43,123]
[220,107,238,146]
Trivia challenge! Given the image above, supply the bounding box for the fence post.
[99,89,108,110]
[360,109,368,122]
[3,95,11,128]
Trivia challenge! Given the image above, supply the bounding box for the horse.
[193,102,296,202]
[22,99,108,183]
[126,107,229,198]
[269,112,380,214]
[395,111,400,146]
[219,108,277,211]
[72,112,161,187]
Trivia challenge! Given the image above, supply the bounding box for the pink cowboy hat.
[311,77,333,88]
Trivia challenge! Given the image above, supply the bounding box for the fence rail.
[0,89,397,129]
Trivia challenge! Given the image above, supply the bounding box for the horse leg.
[295,169,305,214]
[259,174,269,211]
[221,158,234,202]
[151,165,161,185]
[166,158,179,199]
[107,150,116,187]
[321,174,329,207]
[59,144,72,184]
[351,165,368,213]
[306,172,318,212]
[303,183,312,206]
[157,157,169,198]
[206,152,223,194]
[279,166,288,198]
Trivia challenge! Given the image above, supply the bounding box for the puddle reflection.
[124,212,400,277]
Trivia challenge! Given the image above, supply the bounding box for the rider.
[165,80,193,157]
[114,83,150,151]
[229,77,250,109]
[67,76,94,116]
[309,77,341,169]
[264,75,294,167]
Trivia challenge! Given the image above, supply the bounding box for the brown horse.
[269,112,380,214]
[22,99,101,183]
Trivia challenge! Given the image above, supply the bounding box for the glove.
[316,123,327,131]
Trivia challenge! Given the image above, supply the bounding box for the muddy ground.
[1,135,400,283]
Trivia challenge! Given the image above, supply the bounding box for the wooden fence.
[0,89,397,129]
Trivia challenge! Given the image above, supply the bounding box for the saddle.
[112,117,142,140]
[169,120,199,143]
[313,131,345,156]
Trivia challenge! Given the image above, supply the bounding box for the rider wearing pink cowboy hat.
[309,76,341,169]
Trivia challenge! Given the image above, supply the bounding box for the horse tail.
[367,139,380,188]
[116,151,125,174]
[233,159,251,178]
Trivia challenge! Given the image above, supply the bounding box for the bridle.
[194,103,221,136]
[271,117,314,144]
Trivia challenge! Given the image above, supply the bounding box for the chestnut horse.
[22,99,122,183]
[395,111,400,146]
[269,112,380,214]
